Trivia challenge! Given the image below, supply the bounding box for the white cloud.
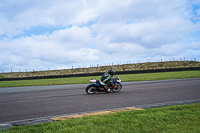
[47,26,94,47]
[0,25,100,71]
[92,0,200,48]
[0,0,100,37]
[92,18,200,49]
[0,0,200,72]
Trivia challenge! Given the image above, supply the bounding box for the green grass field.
[1,103,199,133]
[0,70,200,88]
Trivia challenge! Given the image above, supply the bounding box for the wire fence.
[0,57,198,73]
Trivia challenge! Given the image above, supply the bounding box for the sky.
[0,0,200,72]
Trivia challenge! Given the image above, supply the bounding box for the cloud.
[24,26,95,52]
[92,0,200,48]
[0,0,200,72]
[0,0,99,38]
[0,25,100,71]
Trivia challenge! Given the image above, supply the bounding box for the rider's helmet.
[108,69,114,76]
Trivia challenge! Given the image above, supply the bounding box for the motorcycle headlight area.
[117,80,121,82]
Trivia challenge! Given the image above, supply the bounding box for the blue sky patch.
[126,20,135,24]
[190,4,200,23]
[80,17,99,27]
[13,25,69,39]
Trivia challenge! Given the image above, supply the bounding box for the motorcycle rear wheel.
[86,85,97,94]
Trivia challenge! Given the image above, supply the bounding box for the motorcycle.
[86,76,122,94]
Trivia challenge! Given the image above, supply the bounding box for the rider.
[98,69,114,92]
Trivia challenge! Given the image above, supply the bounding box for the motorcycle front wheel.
[86,85,97,94]
[112,85,122,92]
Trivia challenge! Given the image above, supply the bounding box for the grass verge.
[0,70,200,88]
[1,103,199,133]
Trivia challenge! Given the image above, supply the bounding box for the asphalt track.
[0,78,200,124]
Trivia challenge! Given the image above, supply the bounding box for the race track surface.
[0,78,200,123]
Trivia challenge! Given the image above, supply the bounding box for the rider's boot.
[104,85,110,92]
